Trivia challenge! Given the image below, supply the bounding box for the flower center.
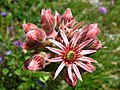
[66,51,76,61]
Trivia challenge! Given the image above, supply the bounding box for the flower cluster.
[22,8,102,87]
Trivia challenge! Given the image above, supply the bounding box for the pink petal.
[46,47,63,55]
[78,56,97,63]
[71,30,81,47]
[49,39,65,50]
[47,57,63,62]
[76,39,93,51]
[72,64,82,81]
[67,65,74,82]
[75,62,92,72]
[53,61,65,80]
[60,29,69,47]
[80,50,96,55]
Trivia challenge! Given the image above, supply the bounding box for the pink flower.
[46,30,97,86]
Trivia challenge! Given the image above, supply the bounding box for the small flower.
[111,0,114,6]
[7,26,14,31]
[23,54,45,70]
[0,12,8,17]
[20,42,23,47]
[14,41,19,47]
[6,50,12,55]
[99,6,107,14]
[46,30,97,86]
[0,56,3,63]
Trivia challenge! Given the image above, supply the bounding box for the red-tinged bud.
[41,9,55,36]
[85,24,100,40]
[64,69,78,87]
[62,8,73,24]
[26,29,46,43]
[23,54,45,70]
[89,39,102,50]
[22,39,39,50]
[22,23,38,33]
[54,11,61,28]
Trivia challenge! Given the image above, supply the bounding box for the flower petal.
[76,39,93,51]
[80,50,96,55]
[46,47,63,55]
[49,39,65,50]
[75,62,92,72]
[53,61,65,80]
[71,30,81,47]
[47,57,63,62]
[67,65,74,82]
[60,29,69,47]
[72,64,82,81]
[78,56,97,63]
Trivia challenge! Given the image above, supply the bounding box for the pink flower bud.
[41,9,55,36]
[54,10,61,28]
[23,54,45,70]
[89,39,102,50]
[62,8,73,24]
[26,29,46,43]
[22,39,39,50]
[22,23,38,33]
[64,69,78,87]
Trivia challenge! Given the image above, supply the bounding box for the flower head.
[99,6,107,14]
[0,12,8,17]
[46,30,97,85]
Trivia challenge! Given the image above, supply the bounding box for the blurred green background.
[0,0,120,90]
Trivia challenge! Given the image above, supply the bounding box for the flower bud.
[41,9,55,36]
[89,39,102,50]
[62,8,73,24]
[22,39,39,50]
[22,23,38,33]
[23,54,45,70]
[54,10,61,28]
[26,29,46,43]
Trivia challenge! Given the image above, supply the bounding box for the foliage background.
[0,0,120,90]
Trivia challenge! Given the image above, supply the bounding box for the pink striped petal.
[76,39,93,51]
[76,62,92,72]
[60,29,69,47]
[78,56,97,63]
[80,50,96,55]
[46,47,63,55]
[49,39,65,50]
[71,30,81,47]
[67,65,74,82]
[72,64,82,81]
[53,61,65,80]
[47,57,63,62]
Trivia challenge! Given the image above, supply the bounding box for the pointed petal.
[76,39,93,51]
[73,21,84,31]
[71,30,81,47]
[49,39,65,50]
[67,65,74,82]
[75,62,92,72]
[46,47,63,55]
[72,64,82,81]
[80,50,96,55]
[53,61,65,80]
[60,29,69,47]
[47,57,63,62]
[78,56,97,63]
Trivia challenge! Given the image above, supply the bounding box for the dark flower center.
[66,51,76,61]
